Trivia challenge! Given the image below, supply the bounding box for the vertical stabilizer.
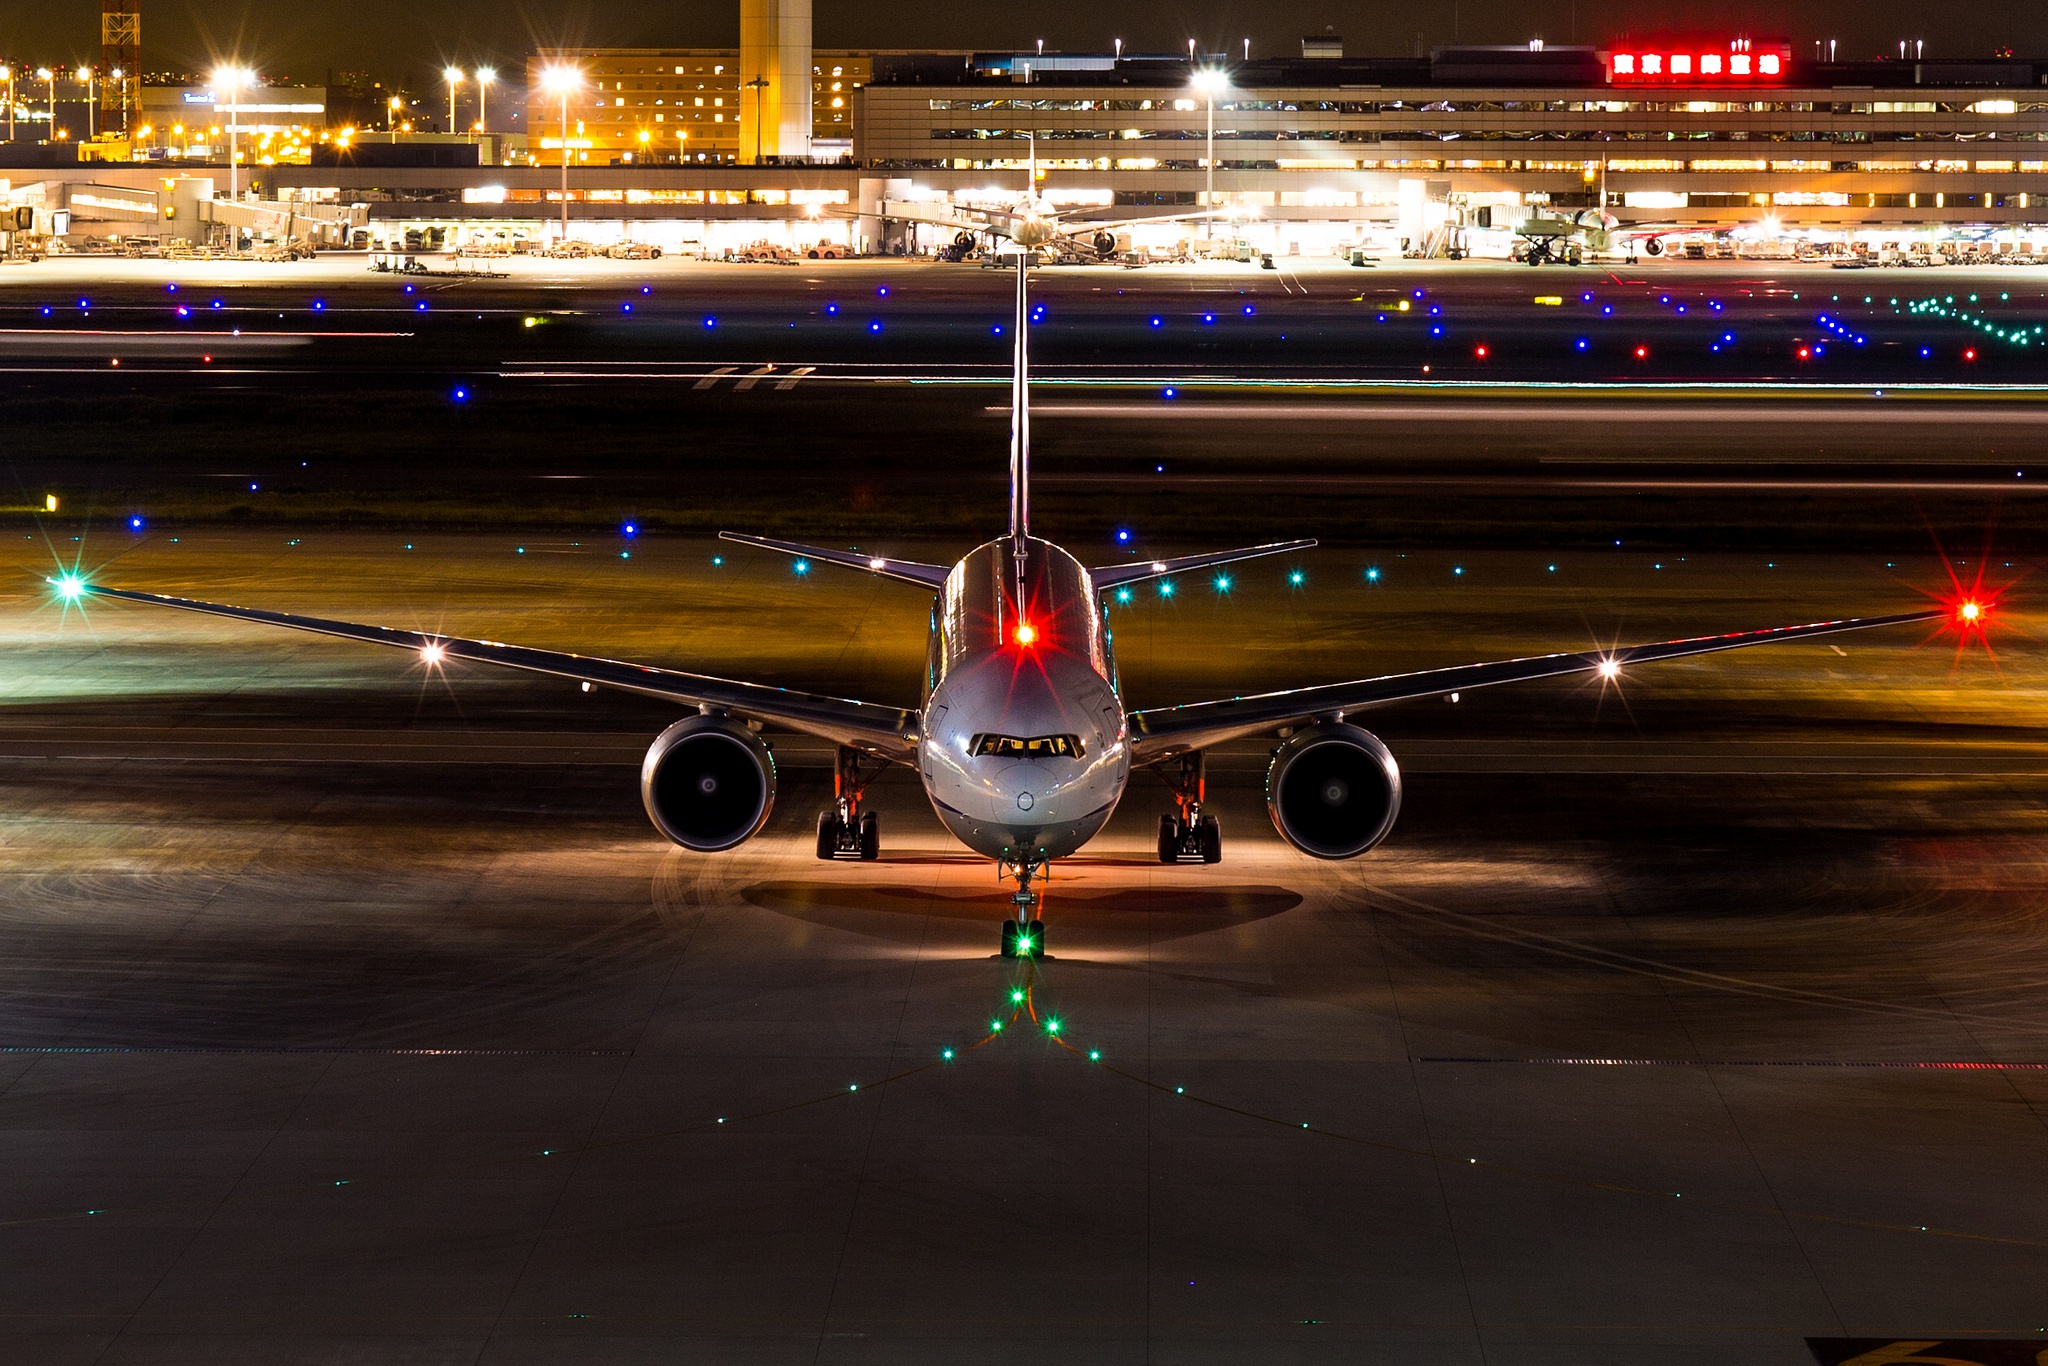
[1008,252,1030,540]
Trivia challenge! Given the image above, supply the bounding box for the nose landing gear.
[1154,752,1222,864]
[999,854,1048,958]
[816,746,885,861]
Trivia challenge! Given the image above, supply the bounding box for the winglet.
[718,532,951,589]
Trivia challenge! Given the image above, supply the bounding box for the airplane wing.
[718,532,951,589]
[1127,609,1944,763]
[1090,540,1317,590]
[74,584,922,761]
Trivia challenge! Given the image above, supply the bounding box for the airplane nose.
[996,763,1044,815]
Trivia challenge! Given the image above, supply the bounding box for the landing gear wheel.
[816,812,841,860]
[1197,814,1222,864]
[1158,815,1181,864]
[1001,918,1020,958]
[858,811,880,861]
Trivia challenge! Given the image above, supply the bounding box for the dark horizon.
[0,0,2043,89]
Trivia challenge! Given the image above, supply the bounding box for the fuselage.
[918,536,1129,862]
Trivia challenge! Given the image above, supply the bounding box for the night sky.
[2,0,2042,86]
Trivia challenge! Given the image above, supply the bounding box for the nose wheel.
[999,856,1048,958]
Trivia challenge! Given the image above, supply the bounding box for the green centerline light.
[1045,1018,1062,1035]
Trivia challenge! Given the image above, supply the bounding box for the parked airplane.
[61,257,1958,959]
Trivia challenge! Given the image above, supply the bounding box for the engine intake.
[1266,723,1402,860]
[641,716,776,852]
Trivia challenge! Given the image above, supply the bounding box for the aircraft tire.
[1000,919,1020,958]
[858,811,880,861]
[1158,815,1181,864]
[1198,815,1222,864]
[816,812,840,860]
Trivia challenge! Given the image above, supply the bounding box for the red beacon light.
[1014,621,1038,646]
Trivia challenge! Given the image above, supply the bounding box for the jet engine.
[640,716,776,851]
[1265,723,1402,859]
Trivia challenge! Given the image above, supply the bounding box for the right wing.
[77,585,921,761]
[717,532,951,589]
[1090,540,1317,590]
[1128,609,1944,763]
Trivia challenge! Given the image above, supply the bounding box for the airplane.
[57,253,1960,960]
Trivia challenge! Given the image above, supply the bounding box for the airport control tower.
[100,0,139,136]
[738,0,811,162]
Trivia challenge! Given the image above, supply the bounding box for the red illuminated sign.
[1606,39,1791,84]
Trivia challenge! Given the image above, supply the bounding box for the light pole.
[539,63,582,242]
[110,67,125,137]
[388,94,402,142]
[1191,68,1228,244]
[36,69,53,140]
[212,66,250,199]
[76,68,93,139]
[474,67,494,137]
[745,75,768,164]
[0,68,12,142]
[442,67,462,134]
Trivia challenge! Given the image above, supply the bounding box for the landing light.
[1597,658,1621,679]
[420,641,447,665]
[868,556,885,569]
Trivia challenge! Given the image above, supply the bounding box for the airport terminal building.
[25,36,2048,257]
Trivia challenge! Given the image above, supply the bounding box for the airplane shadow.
[740,881,1303,950]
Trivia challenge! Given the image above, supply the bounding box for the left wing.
[1128,609,1943,763]
[76,585,921,760]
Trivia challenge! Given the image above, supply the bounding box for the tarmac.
[1,531,2043,1362]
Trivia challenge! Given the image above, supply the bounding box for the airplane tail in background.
[1008,251,1031,541]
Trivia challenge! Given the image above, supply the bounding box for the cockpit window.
[970,733,1084,759]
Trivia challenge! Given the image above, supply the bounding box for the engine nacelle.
[640,716,776,852]
[1266,723,1402,860]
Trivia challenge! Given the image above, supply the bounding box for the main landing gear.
[816,746,884,861]
[1155,752,1222,865]
[999,855,1048,959]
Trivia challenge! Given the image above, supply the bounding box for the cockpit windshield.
[970,733,1084,759]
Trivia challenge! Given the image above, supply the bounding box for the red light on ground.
[1014,622,1037,646]
[1634,345,1648,359]
[1797,346,1811,359]
[1474,345,1488,358]
[1964,348,1978,361]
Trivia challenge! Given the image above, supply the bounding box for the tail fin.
[1008,250,1030,540]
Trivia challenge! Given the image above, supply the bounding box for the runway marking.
[0,1056,630,1064]
[731,364,777,391]
[773,364,817,390]
[1419,1057,2048,1070]
[691,365,739,390]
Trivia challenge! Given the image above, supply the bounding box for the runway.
[1,533,2044,1361]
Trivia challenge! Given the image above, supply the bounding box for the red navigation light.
[1014,621,1038,646]
[1958,600,1984,626]
[1797,345,1811,359]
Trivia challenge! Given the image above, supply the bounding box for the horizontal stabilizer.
[718,532,951,589]
[1090,539,1318,590]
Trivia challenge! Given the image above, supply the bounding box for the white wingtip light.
[1597,657,1622,680]
[420,641,448,666]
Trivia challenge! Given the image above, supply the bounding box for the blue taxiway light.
[712,555,724,566]
[452,388,468,402]
[40,307,50,316]
[704,317,717,328]
[869,320,882,332]
[1163,386,1176,399]
[1242,304,1254,315]
[166,283,177,292]
[1116,528,1132,542]
[129,516,144,530]
[640,285,652,295]
[825,303,839,315]
[78,298,90,309]
[1149,316,1163,328]
[1602,305,1614,315]
[992,324,1004,335]
[1202,313,1216,324]
[622,303,633,312]
[312,300,325,310]
[1365,567,1380,582]
[621,522,637,537]
[416,301,428,311]
[877,285,890,296]
[1574,338,1589,351]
